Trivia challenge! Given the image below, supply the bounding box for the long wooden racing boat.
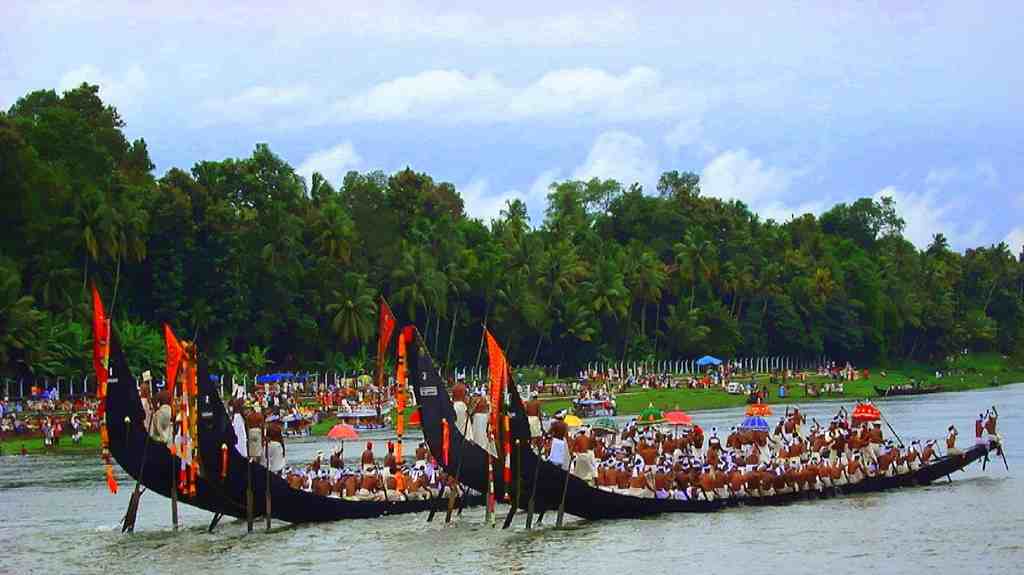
[409,334,725,520]
[411,333,998,520]
[874,385,943,397]
[106,331,244,520]
[194,349,482,523]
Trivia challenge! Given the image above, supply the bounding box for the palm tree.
[585,252,629,323]
[239,345,272,377]
[631,248,667,338]
[0,263,45,373]
[326,272,376,347]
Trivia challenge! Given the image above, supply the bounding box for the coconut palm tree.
[326,272,376,348]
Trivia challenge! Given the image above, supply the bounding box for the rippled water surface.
[3,385,1022,574]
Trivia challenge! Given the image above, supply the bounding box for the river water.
[2,385,1022,575]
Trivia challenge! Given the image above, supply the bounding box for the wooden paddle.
[122,411,159,533]
[555,454,575,528]
[428,396,479,523]
[878,412,905,448]
[264,421,272,531]
[524,441,543,529]
[245,455,253,533]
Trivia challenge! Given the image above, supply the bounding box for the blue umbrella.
[695,355,722,367]
[739,415,769,432]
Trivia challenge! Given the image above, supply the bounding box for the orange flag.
[91,284,110,416]
[378,299,397,372]
[485,329,508,433]
[164,324,184,395]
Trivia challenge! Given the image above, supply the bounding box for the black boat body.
[105,332,243,519]
[409,335,726,519]
[874,385,943,397]
[194,350,482,523]
[410,334,997,519]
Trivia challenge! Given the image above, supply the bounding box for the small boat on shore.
[875,384,943,397]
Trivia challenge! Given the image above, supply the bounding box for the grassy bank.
[539,352,1024,416]
[0,431,100,456]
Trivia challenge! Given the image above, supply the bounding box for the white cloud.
[58,64,146,112]
[296,142,362,187]
[319,66,699,126]
[873,186,982,249]
[701,149,791,206]
[1004,227,1024,255]
[699,148,822,222]
[572,131,658,191]
[461,169,558,224]
[664,115,704,150]
[199,85,313,126]
[331,70,503,123]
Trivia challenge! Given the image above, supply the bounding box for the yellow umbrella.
[564,414,583,427]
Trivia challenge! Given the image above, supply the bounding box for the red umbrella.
[746,403,773,417]
[407,408,422,427]
[851,402,881,424]
[664,410,693,426]
[327,423,359,440]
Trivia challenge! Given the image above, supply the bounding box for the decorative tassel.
[503,415,512,495]
[441,419,450,465]
[105,464,118,494]
[220,444,229,480]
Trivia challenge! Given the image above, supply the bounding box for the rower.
[571,428,597,484]
[266,422,286,474]
[548,412,570,469]
[975,413,985,444]
[246,411,265,464]
[470,393,494,455]
[451,381,470,440]
[384,441,397,475]
[984,408,1001,445]
[414,442,429,468]
[921,440,937,463]
[230,399,248,458]
[945,425,960,456]
[525,392,544,448]
[150,390,174,448]
[361,441,375,472]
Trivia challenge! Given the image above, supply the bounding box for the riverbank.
[538,352,1024,416]
[0,432,100,456]
[6,354,1019,454]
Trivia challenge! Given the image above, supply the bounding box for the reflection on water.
[2,385,1022,575]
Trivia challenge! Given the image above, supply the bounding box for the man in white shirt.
[231,399,248,458]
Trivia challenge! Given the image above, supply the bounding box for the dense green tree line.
[2,84,1023,380]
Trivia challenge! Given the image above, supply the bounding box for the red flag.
[378,299,397,368]
[164,324,184,395]
[91,284,109,409]
[485,329,508,433]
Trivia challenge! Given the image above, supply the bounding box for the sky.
[2,1,1022,253]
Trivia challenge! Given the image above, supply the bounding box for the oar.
[502,439,522,529]
[264,421,272,531]
[122,411,159,533]
[878,413,905,448]
[428,397,478,523]
[524,441,544,529]
[245,455,254,533]
[555,454,575,528]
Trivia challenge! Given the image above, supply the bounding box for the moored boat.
[875,384,943,397]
